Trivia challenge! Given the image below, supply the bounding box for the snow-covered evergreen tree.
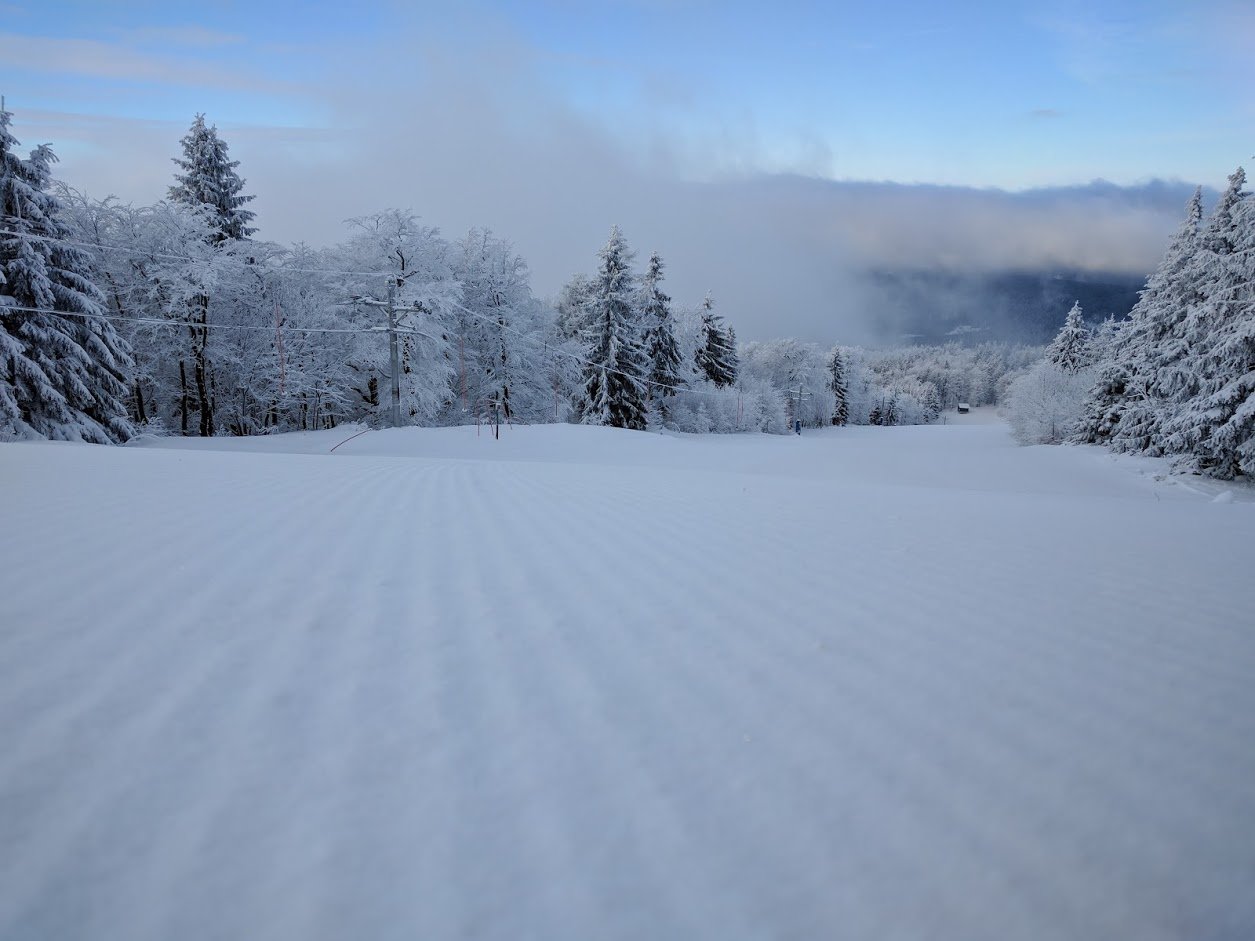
[1160,168,1254,476]
[826,346,849,425]
[0,107,133,443]
[639,251,684,403]
[579,226,648,429]
[921,382,942,422]
[168,114,256,242]
[555,273,592,341]
[694,293,737,387]
[1045,302,1092,373]
[1096,188,1205,453]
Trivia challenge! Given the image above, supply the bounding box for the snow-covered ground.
[2,418,1253,940]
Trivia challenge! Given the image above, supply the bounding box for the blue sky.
[1,0,1250,338]
[4,0,1248,186]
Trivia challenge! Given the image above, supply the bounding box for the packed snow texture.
[2,416,1253,940]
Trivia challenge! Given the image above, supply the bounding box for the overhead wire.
[1,227,740,400]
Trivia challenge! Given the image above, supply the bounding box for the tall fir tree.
[1160,167,1255,476]
[1098,188,1204,453]
[1073,316,1127,444]
[725,326,740,384]
[694,293,738,387]
[167,114,258,435]
[0,106,133,443]
[1045,301,1092,373]
[579,226,648,430]
[639,251,684,402]
[826,346,849,425]
[169,114,256,242]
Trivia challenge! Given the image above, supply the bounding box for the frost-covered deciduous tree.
[579,226,648,429]
[1003,360,1094,445]
[451,228,557,424]
[59,193,237,435]
[336,210,459,426]
[0,108,133,443]
[1004,308,1099,444]
[169,114,256,242]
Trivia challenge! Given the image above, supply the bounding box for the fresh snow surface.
[2,419,1253,940]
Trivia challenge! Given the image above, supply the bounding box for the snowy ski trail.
[1,421,1253,939]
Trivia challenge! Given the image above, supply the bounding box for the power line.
[0,303,442,339]
[0,227,397,278]
[2,227,739,399]
[4,296,730,401]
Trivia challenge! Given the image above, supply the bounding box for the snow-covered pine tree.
[168,115,256,242]
[165,115,258,435]
[555,273,592,341]
[640,251,684,403]
[826,346,849,425]
[1073,316,1123,444]
[695,293,738,387]
[1160,167,1255,476]
[1045,301,1092,373]
[921,382,942,422]
[1099,188,1205,453]
[0,106,133,443]
[579,226,648,429]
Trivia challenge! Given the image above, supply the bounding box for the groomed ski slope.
[2,415,1253,940]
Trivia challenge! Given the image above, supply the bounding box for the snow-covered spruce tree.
[1072,317,1128,445]
[0,107,133,442]
[168,114,256,242]
[555,273,592,341]
[921,382,942,422]
[827,346,849,425]
[163,115,258,435]
[639,251,684,407]
[1045,301,1092,373]
[694,293,738,387]
[579,226,648,429]
[1093,188,1206,454]
[1160,168,1255,477]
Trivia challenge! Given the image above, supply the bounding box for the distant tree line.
[3,107,1071,445]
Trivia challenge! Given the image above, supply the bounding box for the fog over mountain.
[37,97,1204,346]
[13,11,1226,347]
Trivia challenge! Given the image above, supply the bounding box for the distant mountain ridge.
[861,267,1147,345]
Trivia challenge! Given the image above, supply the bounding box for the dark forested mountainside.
[863,268,1145,344]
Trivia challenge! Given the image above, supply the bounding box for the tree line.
[4,108,1044,444]
[1004,168,1254,479]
